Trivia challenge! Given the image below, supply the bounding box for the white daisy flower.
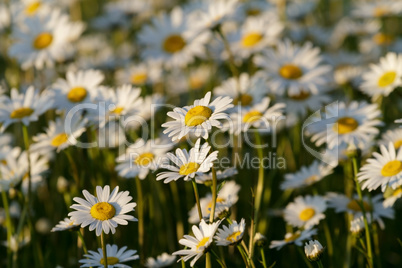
[79,244,139,268]
[284,195,326,229]
[360,53,402,100]
[156,138,218,183]
[254,39,331,96]
[195,167,238,185]
[213,73,267,108]
[145,253,176,268]
[234,0,273,20]
[307,101,382,150]
[69,185,137,236]
[281,161,334,190]
[277,91,331,118]
[21,151,49,194]
[379,128,402,149]
[30,116,87,154]
[214,218,245,246]
[52,69,104,112]
[229,97,285,135]
[138,7,210,69]
[0,147,27,192]
[115,61,162,86]
[383,187,402,208]
[352,0,402,18]
[187,65,214,91]
[162,91,233,141]
[188,180,240,223]
[0,86,53,132]
[358,142,402,192]
[350,215,367,235]
[11,0,52,22]
[8,9,83,70]
[0,4,10,32]
[304,240,324,261]
[269,228,317,250]
[286,0,318,19]
[115,138,173,180]
[172,219,222,267]
[326,192,394,229]
[228,14,283,59]
[51,217,79,232]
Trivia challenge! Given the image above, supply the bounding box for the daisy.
[358,142,402,192]
[228,14,283,59]
[187,65,214,91]
[234,0,273,20]
[115,62,162,86]
[162,91,233,141]
[69,185,137,236]
[138,7,210,69]
[188,180,240,223]
[8,9,84,70]
[307,101,382,150]
[52,69,104,112]
[352,0,402,18]
[304,240,324,261]
[156,138,218,183]
[30,116,87,154]
[229,97,285,135]
[281,161,334,190]
[145,253,176,268]
[21,152,49,194]
[350,215,367,236]
[277,91,331,118]
[213,73,267,108]
[383,187,402,208]
[270,228,317,250]
[214,218,245,246]
[0,86,53,131]
[195,167,238,185]
[0,4,10,32]
[0,147,27,192]
[115,138,173,180]
[253,232,267,247]
[284,195,326,229]
[172,219,222,267]
[360,53,402,100]
[379,128,402,149]
[254,39,331,96]
[79,244,139,268]
[326,192,394,229]
[51,217,79,232]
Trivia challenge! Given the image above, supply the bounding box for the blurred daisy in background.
[115,61,162,86]
[156,138,218,183]
[0,147,27,192]
[383,187,402,208]
[281,161,334,190]
[352,0,402,19]
[270,228,317,250]
[215,218,245,246]
[254,39,332,96]
[79,244,139,268]
[21,152,49,194]
[195,167,237,185]
[51,217,79,232]
[173,219,222,267]
[0,4,10,32]
[284,195,327,229]
[379,128,402,148]
[0,86,53,131]
[162,91,233,141]
[69,185,137,236]
[145,253,176,268]
[278,90,331,118]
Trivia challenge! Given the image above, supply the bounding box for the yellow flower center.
[184,106,213,127]
[279,64,303,80]
[131,72,147,85]
[241,32,263,48]
[381,160,402,177]
[179,162,200,175]
[51,133,69,147]
[67,87,87,103]
[246,8,261,16]
[377,71,396,88]
[394,139,402,149]
[334,117,358,134]
[373,33,394,46]
[289,91,310,101]
[392,188,402,197]
[284,232,301,242]
[68,220,75,226]
[110,107,124,115]
[10,107,34,119]
[196,237,210,250]
[347,200,372,212]
[207,197,226,212]
[90,202,116,221]
[304,175,318,184]
[134,152,155,166]
[233,94,253,106]
[25,1,41,15]
[226,231,242,243]
[100,257,119,265]
[299,207,315,221]
[33,32,53,50]
[374,6,389,17]
[243,110,262,123]
[163,34,186,53]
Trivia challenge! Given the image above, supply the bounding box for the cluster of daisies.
[1,0,402,267]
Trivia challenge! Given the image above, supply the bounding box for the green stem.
[296,246,314,268]
[237,245,250,268]
[65,150,80,186]
[135,177,144,262]
[206,252,212,268]
[77,230,88,255]
[209,167,217,223]
[260,248,268,268]
[351,157,373,268]
[317,259,324,268]
[101,231,108,268]
[210,249,226,268]
[323,221,333,260]
[2,191,12,268]
[191,179,203,221]
[215,26,239,77]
